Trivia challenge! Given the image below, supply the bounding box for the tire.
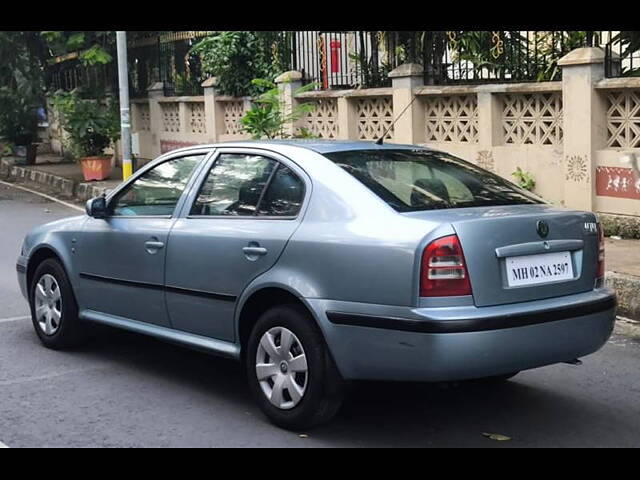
[246,304,344,430]
[29,258,87,350]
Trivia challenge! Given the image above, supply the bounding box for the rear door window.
[323,149,543,212]
[190,153,277,216]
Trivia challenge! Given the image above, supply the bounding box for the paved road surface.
[1,183,639,447]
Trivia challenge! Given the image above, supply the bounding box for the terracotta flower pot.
[81,156,112,181]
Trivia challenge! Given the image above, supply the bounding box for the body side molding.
[80,309,241,359]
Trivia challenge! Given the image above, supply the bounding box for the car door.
[76,151,209,327]
[164,148,309,341]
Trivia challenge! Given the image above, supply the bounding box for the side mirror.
[85,196,108,219]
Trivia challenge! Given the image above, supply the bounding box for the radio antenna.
[375,93,420,145]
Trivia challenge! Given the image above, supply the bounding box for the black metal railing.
[601,31,640,78]
[46,31,213,98]
[292,31,401,89]
[46,31,640,98]
[423,31,593,84]
[46,56,118,97]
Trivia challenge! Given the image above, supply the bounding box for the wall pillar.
[389,63,425,144]
[275,71,303,138]
[147,82,165,158]
[336,96,358,140]
[558,47,608,211]
[202,77,223,142]
[476,88,503,147]
[178,101,189,136]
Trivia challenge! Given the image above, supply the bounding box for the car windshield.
[323,149,544,212]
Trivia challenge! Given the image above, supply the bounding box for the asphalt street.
[0,182,639,447]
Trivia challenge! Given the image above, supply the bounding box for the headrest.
[411,177,450,207]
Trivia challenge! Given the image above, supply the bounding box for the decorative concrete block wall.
[72,47,639,219]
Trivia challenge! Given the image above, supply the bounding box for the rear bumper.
[308,288,616,382]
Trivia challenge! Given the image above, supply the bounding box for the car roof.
[165,139,436,156]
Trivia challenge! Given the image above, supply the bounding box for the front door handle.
[243,246,267,256]
[145,240,165,254]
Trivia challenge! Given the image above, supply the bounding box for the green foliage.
[534,31,588,81]
[79,44,113,66]
[600,213,640,239]
[41,31,114,66]
[173,71,201,96]
[0,32,44,146]
[512,167,536,191]
[1,142,11,156]
[190,32,293,97]
[240,78,317,140]
[52,90,120,158]
[0,77,41,145]
[437,31,594,82]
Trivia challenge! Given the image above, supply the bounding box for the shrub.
[190,32,292,97]
[240,78,317,140]
[512,167,536,191]
[52,90,120,158]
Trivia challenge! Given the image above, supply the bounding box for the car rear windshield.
[323,149,544,212]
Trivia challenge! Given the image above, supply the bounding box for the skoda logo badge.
[536,220,549,238]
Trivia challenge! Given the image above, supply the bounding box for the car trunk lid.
[405,204,599,307]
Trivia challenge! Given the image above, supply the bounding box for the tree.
[190,31,293,97]
[0,32,46,162]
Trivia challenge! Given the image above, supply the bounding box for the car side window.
[257,165,305,217]
[110,154,204,217]
[190,153,277,216]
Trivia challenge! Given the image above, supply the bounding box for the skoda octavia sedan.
[16,141,616,430]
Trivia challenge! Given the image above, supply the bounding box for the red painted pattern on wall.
[160,140,201,154]
[596,166,640,200]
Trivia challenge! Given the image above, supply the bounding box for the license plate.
[505,251,573,287]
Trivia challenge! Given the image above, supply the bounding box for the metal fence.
[46,31,640,97]
[291,31,402,89]
[46,31,212,98]
[600,31,640,78]
[292,31,640,87]
[46,55,117,97]
[423,31,586,84]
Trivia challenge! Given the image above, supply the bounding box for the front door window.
[111,154,203,216]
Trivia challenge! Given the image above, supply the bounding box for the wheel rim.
[34,274,62,336]
[255,326,308,410]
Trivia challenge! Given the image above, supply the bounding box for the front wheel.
[246,304,344,430]
[29,258,86,349]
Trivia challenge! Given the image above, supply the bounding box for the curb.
[0,158,113,202]
[614,316,640,340]
[605,271,640,321]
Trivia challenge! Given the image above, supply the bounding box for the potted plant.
[53,90,120,181]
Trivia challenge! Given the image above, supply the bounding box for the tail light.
[420,234,472,297]
[596,222,605,281]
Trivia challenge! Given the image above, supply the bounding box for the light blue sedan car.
[16,141,616,429]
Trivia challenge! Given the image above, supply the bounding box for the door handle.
[242,246,267,256]
[145,240,165,253]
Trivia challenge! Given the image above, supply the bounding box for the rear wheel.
[246,304,344,430]
[29,258,86,349]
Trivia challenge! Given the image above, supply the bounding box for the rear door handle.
[243,246,267,256]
